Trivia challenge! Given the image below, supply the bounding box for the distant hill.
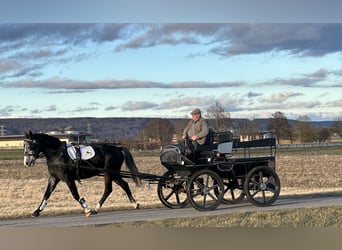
[0,117,153,140]
[0,117,334,140]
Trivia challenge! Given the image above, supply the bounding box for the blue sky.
[0,3,342,121]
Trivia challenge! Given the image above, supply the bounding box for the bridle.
[23,139,41,167]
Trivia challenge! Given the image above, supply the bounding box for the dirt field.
[0,148,341,219]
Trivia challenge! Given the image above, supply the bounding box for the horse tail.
[120,147,141,187]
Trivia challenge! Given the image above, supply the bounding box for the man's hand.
[191,135,198,141]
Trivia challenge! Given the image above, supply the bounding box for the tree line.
[120,102,342,150]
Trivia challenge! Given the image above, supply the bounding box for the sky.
[1,3,342,121]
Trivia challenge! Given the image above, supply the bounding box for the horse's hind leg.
[95,174,113,212]
[32,175,60,217]
[113,177,140,209]
[95,175,139,213]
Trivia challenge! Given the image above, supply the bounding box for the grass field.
[0,146,341,226]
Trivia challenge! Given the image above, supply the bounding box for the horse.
[23,131,141,217]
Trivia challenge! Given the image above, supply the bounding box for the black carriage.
[157,131,281,211]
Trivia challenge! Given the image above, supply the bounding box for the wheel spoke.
[202,194,207,207]
[265,184,276,193]
[262,190,266,202]
[250,187,261,197]
[230,189,236,199]
[164,189,175,201]
[207,191,218,201]
[175,192,181,204]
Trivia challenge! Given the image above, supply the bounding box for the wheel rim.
[187,170,224,211]
[157,171,188,208]
[244,166,280,207]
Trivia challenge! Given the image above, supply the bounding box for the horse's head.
[24,131,62,167]
[23,131,41,167]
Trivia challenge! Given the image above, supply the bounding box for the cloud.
[326,99,342,107]
[305,68,328,79]
[264,92,303,103]
[2,77,246,90]
[69,106,99,113]
[246,92,262,98]
[0,59,22,74]
[0,105,20,117]
[113,24,342,57]
[2,23,342,59]
[0,24,126,46]
[251,100,321,111]
[104,105,118,111]
[2,23,342,82]
[122,101,157,111]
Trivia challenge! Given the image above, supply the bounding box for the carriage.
[23,130,280,217]
[156,131,281,211]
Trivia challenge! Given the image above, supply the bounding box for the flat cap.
[191,108,201,115]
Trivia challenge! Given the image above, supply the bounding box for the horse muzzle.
[24,155,36,167]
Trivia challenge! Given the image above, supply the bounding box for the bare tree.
[332,117,342,138]
[206,102,232,132]
[268,111,292,143]
[315,127,331,142]
[140,118,175,148]
[292,115,315,143]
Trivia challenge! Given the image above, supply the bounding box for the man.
[182,108,209,153]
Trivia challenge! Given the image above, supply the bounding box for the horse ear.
[24,131,30,139]
[26,130,33,139]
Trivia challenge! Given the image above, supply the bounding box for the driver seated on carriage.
[182,108,211,162]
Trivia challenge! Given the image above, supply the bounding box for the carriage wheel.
[157,171,188,209]
[216,177,245,204]
[186,169,224,211]
[244,166,280,207]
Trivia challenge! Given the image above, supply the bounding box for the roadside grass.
[96,206,342,227]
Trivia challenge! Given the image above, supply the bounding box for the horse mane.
[34,133,61,149]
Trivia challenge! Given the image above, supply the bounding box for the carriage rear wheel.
[157,171,188,209]
[244,166,280,207]
[218,177,245,204]
[186,169,224,211]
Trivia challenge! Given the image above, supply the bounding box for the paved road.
[1,193,341,227]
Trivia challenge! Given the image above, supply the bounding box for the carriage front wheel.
[186,169,224,211]
[157,171,188,209]
[244,166,280,207]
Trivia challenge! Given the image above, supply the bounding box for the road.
[1,193,341,227]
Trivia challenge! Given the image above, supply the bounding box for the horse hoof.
[31,211,40,217]
[136,203,140,209]
[85,210,98,217]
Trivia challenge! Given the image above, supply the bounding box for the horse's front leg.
[65,179,94,217]
[32,175,60,217]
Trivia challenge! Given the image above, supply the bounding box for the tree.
[268,111,292,143]
[332,117,342,138]
[140,118,175,148]
[315,127,331,143]
[206,102,232,132]
[292,115,315,143]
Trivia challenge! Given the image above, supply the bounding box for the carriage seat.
[194,131,233,163]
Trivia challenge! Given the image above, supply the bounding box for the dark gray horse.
[24,131,141,217]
